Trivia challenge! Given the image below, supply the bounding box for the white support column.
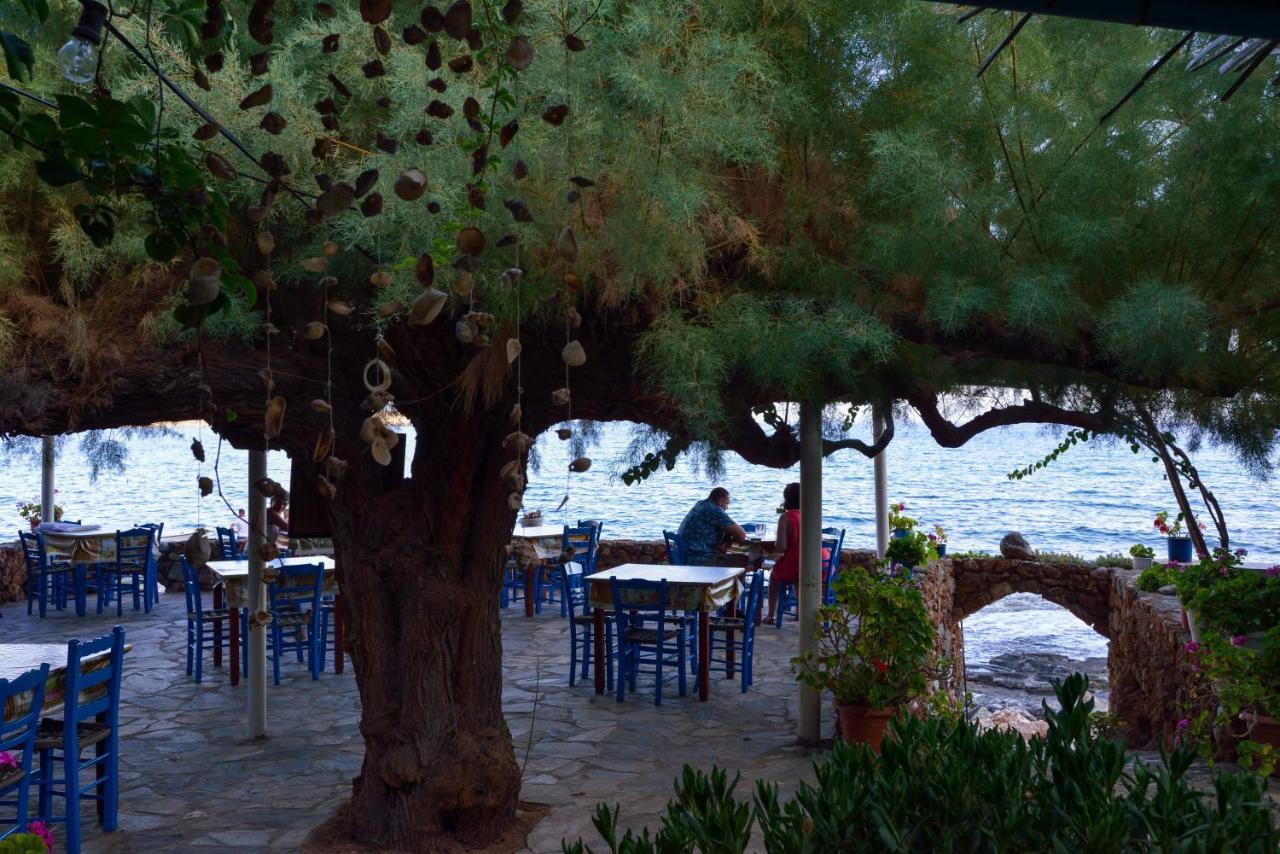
[873,407,889,559]
[40,436,55,525]
[798,401,822,746]
[247,449,268,739]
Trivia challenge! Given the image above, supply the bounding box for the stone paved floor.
[0,593,826,852]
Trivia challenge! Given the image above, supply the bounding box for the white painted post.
[248,449,268,739]
[798,401,822,746]
[40,436,55,524]
[873,407,889,559]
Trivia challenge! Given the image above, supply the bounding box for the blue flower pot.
[893,528,909,539]
[1167,536,1193,563]
[936,544,947,558]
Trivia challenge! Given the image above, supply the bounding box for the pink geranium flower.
[28,821,54,852]
[1184,641,1200,654]
[0,751,16,770]
[1232,635,1247,646]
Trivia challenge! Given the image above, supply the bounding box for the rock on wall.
[0,543,22,603]
[917,559,963,701]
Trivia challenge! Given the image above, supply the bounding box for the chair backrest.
[215,527,239,560]
[662,530,684,565]
[62,626,126,727]
[576,519,603,538]
[116,526,155,571]
[0,663,50,783]
[18,531,45,574]
[179,556,203,616]
[269,562,325,615]
[560,563,588,620]
[821,527,845,602]
[739,569,765,644]
[608,576,670,640]
[562,525,599,574]
[138,521,164,543]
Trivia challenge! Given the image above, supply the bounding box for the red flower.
[872,659,889,673]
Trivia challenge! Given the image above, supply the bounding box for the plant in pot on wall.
[1154,510,1204,563]
[1186,624,1280,777]
[885,532,932,576]
[1173,547,1259,642]
[929,524,948,558]
[15,498,63,531]
[1130,543,1155,573]
[887,502,917,539]
[793,568,933,752]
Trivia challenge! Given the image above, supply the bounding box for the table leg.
[334,594,346,675]
[212,586,224,668]
[229,606,241,687]
[74,564,87,617]
[593,607,605,694]
[698,611,710,701]
[524,564,535,618]
[726,599,737,679]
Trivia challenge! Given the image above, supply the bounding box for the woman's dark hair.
[782,482,800,510]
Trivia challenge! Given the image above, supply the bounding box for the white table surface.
[512,525,563,539]
[584,563,743,586]
[206,555,335,581]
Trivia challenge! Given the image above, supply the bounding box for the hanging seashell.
[377,300,403,318]
[456,226,485,256]
[204,152,239,180]
[569,457,593,473]
[256,231,276,254]
[313,428,334,462]
[563,272,582,289]
[364,358,392,392]
[191,438,206,462]
[414,252,435,286]
[257,541,280,562]
[259,368,274,394]
[509,402,522,425]
[567,306,582,328]
[318,276,338,290]
[301,257,328,273]
[562,340,586,367]
[310,398,332,413]
[186,257,222,306]
[453,272,474,297]
[314,474,337,500]
[500,267,523,287]
[323,240,340,256]
[371,436,392,466]
[506,338,522,363]
[328,300,353,316]
[304,322,328,340]
[198,475,214,496]
[184,529,212,568]
[556,226,578,264]
[264,395,286,439]
[476,333,490,346]
[455,318,476,344]
[380,426,400,450]
[394,168,428,201]
[370,270,393,288]
[325,456,348,482]
[409,289,448,325]
[253,270,276,291]
[250,609,272,627]
[551,387,570,406]
[499,458,520,480]
[556,427,572,440]
[254,477,285,498]
[359,416,380,444]
[260,567,279,585]
[508,492,523,510]
[362,389,394,411]
[505,35,533,70]
[262,322,281,336]
[504,431,533,453]
[471,312,494,328]
[376,336,396,362]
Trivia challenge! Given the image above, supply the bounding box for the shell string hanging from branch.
[314,235,343,500]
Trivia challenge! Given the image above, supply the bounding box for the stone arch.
[949,559,1113,638]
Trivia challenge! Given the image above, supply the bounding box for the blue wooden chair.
[820,527,845,604]
[19,531,71,618]
[36,626,126,852]
[709,570,765,693]
[0,664,49,842]
[662,530,685,565]
[215,526,242,561]
[561,565,613,689]
[499,554,526,609]
[179,557,230,683]
[266,563,326,685]
[548,526,599,617]
[106,527,156,616]
[137,522,165,606]
[609,577,695,705]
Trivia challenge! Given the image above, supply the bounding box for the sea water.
[3,419,1275,698]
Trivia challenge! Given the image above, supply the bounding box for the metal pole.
[40,436,55,525]
[873,407,889,559]
[798,401,822,746]
[247,449,268,739]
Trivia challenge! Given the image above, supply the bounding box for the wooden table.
[510,525,564,617]
[1,642,131,721]
[584,563,744,701]
[206,556,338,686]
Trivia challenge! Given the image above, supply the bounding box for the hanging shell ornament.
[506,338,522,363]
[363,358,392,393]
[304,322,328,340]
[371,436,392,466]
[254,477,285,498]
[313,428,334,462]
[394,168,428,201]
[509,403,522,425]
[301,257,328,273]
[409,289,448,325]
[455,318,476,344]
[258,541,280,562]
[323,240,340,256]
[260,567,280,585]
[508,492,523,510]
[325,456,348,482]
[505,35,533,70]
[500,267,523,287]
[567,306,582,328]
[191,438,206,462]
[556,427,572,440]
[264,395,287,438]
[370,270,393,288]
[204,152,239,180]
[376,336,396,362]
[562,340,586,367]
[377,300,403,318]
[328,300,353,316]
[310,398,333,413]
[184,529,212,568]
[253,270,276,291]
[551,387,570,406]
[315,474,337,500]
[186,257,222,306]
[503,431,533,453]
[198,475,214,496]
[499,458,520,480]
[262,322,281,336]
[363,389,394,411]
[256,231,276,254]
[569,457,593,473]
[452,272,474,297]
[456,226,485,256]
[556,226,578,263]
[359,416,380,444]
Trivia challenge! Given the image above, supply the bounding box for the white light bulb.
[57,35,99,85]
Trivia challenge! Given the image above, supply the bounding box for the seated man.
[677,487,748,566]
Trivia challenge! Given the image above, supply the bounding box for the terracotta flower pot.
[835,703,896,753]
[1246,714,1280,777]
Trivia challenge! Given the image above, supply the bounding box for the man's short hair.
[709,487,729,503]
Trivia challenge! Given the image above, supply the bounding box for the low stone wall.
[951,557,1112,636]
[0,543,22,603]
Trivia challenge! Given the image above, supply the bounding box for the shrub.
[1033,550,1089,564]
[562,675,1279,853]
[1095,552,1133,569]
[1137,564,1178,592]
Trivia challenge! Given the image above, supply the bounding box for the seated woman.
[765,482,801,623]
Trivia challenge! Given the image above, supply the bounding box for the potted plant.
[887,501,916,539]
[885,531,931,576]
[15,497,63,531]
[793,567,934,752]
[929,524,948,558]
[1187,624,1280,776]
[1153,510,1203,564]
[1129,543,1155,573]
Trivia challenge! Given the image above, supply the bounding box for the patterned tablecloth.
[1,643,130,722]
[206,556,336,609]
[585,563,744,612]
[510,525,564,567]
[37,523,152,564]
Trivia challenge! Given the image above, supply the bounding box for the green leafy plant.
[1032,550,1089,565]
[1137,564,1178,592]
[1173,548,1279,633]
[1184,628,1280,776]
[1130,543,1155,559]
[563,676,1279,853]
[884,531,930,569]
[1094,552,1133,569]
[15,498,62,525]
[886,501,917,532]
[791,568,933,709]
[0,835,49,854]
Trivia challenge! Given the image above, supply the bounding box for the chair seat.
[35,719,113,751]
[0,767,23,791]
[187,609,230,623]
[622,627,682,644]
[275,611,313,627]
[709,617,746,631]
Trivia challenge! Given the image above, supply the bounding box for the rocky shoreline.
[966,652,1110,738]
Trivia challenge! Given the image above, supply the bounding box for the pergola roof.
[933,2,1280,40]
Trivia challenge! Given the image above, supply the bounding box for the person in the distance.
[677,487,748,566]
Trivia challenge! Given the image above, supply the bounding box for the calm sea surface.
[5,419,1276,674]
